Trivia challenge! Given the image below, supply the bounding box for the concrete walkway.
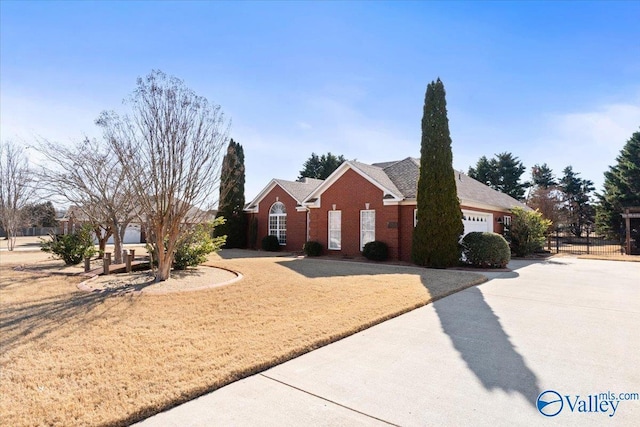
[135,258,640,426]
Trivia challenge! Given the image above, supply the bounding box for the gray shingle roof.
[274,178,324,203]
[350,161,403,198]
[370,157,529,211]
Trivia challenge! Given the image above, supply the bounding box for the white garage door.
[462,210,493,236]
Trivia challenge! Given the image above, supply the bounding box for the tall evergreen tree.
[560,166,595,237]
[467,155,495,187]
[412,79,463,268]
[596,130,640,239]
[469,152,529,200]
[298,152,346,180]
[216,139,246,248]
[531,163,557,189]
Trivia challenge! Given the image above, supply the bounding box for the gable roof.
[303,161,404,205]
[245,177,323,212]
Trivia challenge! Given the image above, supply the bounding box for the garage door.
[462,210,493,236]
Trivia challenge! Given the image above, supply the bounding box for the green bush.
[506,207,552,257]
[147,219,226,270]
[261,235,281,252]
[303,241,323,256]
[461,232,511,268]
[173,220,226,270]
[40,225,96,265]
[362,240,389,261]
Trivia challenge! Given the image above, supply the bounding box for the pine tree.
[468,152,529,200]
[299,152,346,180]
[216,139,246,248]
[412,79,463,268]
[560,166,595,237]
[596,130,640,239]
[531,163,557,189]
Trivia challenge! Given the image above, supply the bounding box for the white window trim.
[360,210,375,250]
[328,210,341,250]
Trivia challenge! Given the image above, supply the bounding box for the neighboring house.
[59,206,143,244]
[59,204,217,245]
[245,158,530,262]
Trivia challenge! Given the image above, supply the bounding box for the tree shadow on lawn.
[273,257,470,279]
[432,285,541,409]
[216,248,296,260]
[0,274,135,353]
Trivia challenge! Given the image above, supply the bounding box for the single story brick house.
[245,157,530,262]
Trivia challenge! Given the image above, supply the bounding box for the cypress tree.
[216,139,246,248]
[412,79,463,268]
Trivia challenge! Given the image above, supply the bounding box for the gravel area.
[82,265,240,294]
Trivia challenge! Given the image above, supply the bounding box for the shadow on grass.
[274,257,433,279]
[432,284,540,408]
[0,272,135,353]
[216,249,295,260]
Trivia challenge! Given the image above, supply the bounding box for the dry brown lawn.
[0,249,485,427]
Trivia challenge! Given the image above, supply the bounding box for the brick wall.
[308,169,400,258]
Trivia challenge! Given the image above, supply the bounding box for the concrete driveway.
[136,258,639,426]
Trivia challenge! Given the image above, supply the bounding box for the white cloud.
[532,102,640,191]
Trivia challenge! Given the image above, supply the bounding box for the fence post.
[84,257,91,273]
[586,227,590,255]
[130,249,135,260]
[555,229,559,253]
[126,253,132,273]
[122,250,128,264]
[103,252,111,275]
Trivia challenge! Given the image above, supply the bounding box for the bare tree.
[0,141,35,250]
[97,70,229,281]
[36,138,137,263]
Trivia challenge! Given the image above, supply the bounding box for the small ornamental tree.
[412,78,463,268]
[98,70,229,282]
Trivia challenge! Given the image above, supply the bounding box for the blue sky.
[2,1,639,202]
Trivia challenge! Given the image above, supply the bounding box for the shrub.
[506,207,552,257]
[147,218,226,270]
[173,220,226,270]
[362,240,389,261]
[261,235,281,252]
[461,232,511,268]
[303,241,323,256]
[40,225,96,265]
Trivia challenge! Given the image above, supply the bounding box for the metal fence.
[17,227,61,237]
[548,232,624,256]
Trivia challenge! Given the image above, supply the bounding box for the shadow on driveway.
[432,284,541,408]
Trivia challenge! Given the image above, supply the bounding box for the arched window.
[269,202,287,245]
